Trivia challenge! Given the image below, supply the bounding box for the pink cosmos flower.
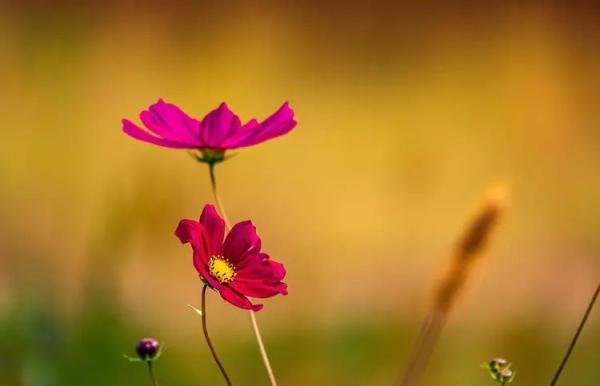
[175,204,287,311]
[122,99,296,162]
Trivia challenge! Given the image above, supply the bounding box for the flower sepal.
[200,275,216,289]
[189,149,228,165]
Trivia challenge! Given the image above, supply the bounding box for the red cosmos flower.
[175,204,287,311]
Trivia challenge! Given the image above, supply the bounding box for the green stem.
[208,162,231,229]
[550,282,600,385]
[201,284,232,386]
[146,361,159,386]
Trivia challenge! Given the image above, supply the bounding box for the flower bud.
[498,368,514,383]
[489,358,508,373]
[136,338,160,361]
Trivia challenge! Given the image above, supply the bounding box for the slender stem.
[201,284,232,386]
[146,361,159,386]
[550,282,600,385]
[249,309,278,386]
[207,163,278,386]
[209,162,231,229]
[399,309,445,386]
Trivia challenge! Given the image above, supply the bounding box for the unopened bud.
[498,368,514,383]
[136,338,160,361]
[489,358,508,373]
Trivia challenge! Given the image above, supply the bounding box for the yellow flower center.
[208,256,236,284]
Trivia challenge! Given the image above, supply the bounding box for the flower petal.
[123,119,197,148]
[175,220,222,289]
[230,277,288,298]
[228,102,296,148]
[198,103,242,148]
[260,253,287,281]
[219,286,263,311]
[221,118,259,148]
[236,253,286,281]
[174,219,212,262]
[140,99,201,143]
[223,221,261,265]
[198,205,225,257]
[174,219,203,248]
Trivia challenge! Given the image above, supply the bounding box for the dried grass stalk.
[399,183,510,386]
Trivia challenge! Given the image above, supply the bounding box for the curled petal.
[175,220,212,265]
[175,219,203,248]
[175,221,222,288]
[219,286,263,311]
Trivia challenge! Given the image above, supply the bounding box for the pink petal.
[198,205,225,257]
[140,99,201,143]
[219,286,263,311]
[122,119,198,149]
[198,103,243,148]
[227,102,296,148]
[223,221,262,265]
[221,118,259,148]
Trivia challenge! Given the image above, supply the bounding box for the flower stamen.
[208,256,236,284]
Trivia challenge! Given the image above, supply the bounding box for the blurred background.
[1,1,599,385]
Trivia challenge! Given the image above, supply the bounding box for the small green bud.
[482,357,516,385]
[497,368,514,384]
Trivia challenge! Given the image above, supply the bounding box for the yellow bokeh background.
[1,2,598,385]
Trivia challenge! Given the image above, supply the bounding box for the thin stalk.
[146,361,159,386]
[249,310,278,386]
[201,284,232,386]
[399,185,508,386]
[209,162,231,229]
[550,282,600,386]
[207,162,278,386]
[399,310,445,386]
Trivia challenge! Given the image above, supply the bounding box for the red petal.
[223,221,261,265]
[198,205,225,257]
[219,286,263,311]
